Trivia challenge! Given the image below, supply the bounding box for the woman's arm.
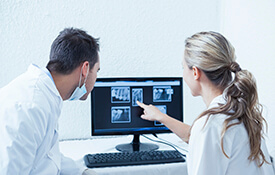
[137,101,190,143]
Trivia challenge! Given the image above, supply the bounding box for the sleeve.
[0,102,47,174]
[60,154,86,175]
[187,117,231,175]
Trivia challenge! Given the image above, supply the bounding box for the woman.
[137,31,274,174]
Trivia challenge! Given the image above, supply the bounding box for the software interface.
[91,77,183,135]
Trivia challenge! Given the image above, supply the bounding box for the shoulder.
[1,65,61,111]
[192,113,226,135]
[191,113,247,147]
[192,114,245,134]
[0,66,61,130]
[1,65,44,102]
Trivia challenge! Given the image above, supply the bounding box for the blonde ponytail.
[185,31,269,166]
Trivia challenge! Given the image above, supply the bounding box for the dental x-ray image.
[111,106,131,123]
[153,86,173,102]
[132,88,143,106]
[111,87,130,103]
[154,105,167,126]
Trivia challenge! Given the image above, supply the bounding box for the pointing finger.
[136,101,147,109]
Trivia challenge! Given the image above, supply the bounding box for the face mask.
[68,65,89,101]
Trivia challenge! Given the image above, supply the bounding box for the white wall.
[221,0,275,155]
[1,0,274,156]
[1,0,220,140]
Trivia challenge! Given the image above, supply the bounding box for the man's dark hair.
[47,28,100,74]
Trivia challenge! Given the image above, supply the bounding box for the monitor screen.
[91,77,183,152]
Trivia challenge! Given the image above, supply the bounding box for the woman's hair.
[185,31,268,166]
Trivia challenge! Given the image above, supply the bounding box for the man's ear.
[81,61,90,78]
[192,66,201,80]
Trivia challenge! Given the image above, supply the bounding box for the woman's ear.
[192,66,201,80]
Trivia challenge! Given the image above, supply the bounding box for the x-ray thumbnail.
[154,105,167,126]
[111,87,130,103]
[111,106,131,123]
[153,86,173,102]
[156,105,167,114]
[132,88,143,106]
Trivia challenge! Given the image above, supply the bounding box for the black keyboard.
[84,150,185,168]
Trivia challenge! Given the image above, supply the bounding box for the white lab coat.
[187,95,274,175]
[0,64,84,174]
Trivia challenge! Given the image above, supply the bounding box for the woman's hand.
[136,101,166,122]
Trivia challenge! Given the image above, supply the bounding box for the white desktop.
[59,133,188,175]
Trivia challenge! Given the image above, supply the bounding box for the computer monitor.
[91,77,183,152]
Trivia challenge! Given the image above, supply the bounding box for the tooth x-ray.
[111,106,131,123]
[154,105,167,126]
[111,87,130,103]
[153,86,173,102]
[132,88,143,106]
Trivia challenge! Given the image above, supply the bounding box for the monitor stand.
[115,134,159,152]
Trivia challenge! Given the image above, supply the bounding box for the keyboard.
[84,150,185,168]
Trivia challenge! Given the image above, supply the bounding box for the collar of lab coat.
[207,94,226,109]
[28,64,62,101]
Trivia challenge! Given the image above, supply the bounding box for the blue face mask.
[68,65,89,101]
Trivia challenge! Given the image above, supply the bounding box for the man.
[0,28,100,174]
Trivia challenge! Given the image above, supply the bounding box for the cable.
[152,134,188,153]
[141,134,187,157]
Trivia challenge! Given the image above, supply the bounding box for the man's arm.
[60,154,84,175]
[0,102,47,174]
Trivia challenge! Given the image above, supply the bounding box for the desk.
[60,133,188,175]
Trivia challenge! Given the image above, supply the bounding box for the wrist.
[158,113,168,123]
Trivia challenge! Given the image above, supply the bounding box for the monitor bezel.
[91,77,183,136]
